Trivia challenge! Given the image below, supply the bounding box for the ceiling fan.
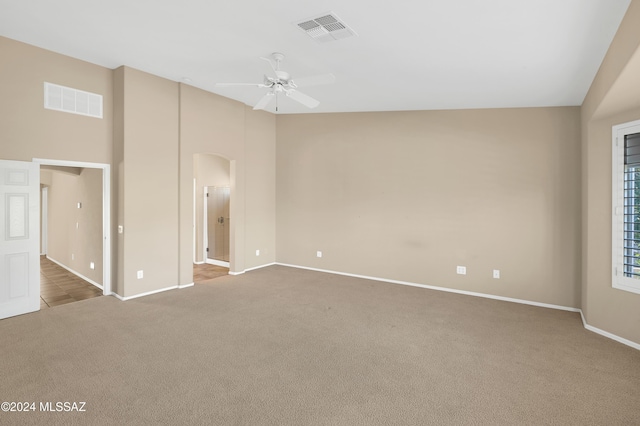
[216,52,335,111]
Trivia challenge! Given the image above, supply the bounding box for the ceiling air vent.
[44,82,103,119]
[294,12,357,43]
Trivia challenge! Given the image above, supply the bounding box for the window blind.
[623,132,640,278]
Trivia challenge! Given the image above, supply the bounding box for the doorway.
[0,158,110,320]
[33,158,111,296]
[193,153,231,279]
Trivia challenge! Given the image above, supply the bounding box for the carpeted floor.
[0,265,639,425]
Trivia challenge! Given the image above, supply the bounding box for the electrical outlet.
[77,202,82,209]
[317,251,323,258]
[90,262,95,270]
[137,270,143,279]
[493,269,500,279]
[456,266,466,275]
[256,249,260,256]
[118,225,124,234]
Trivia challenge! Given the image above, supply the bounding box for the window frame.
[612,119,640,295]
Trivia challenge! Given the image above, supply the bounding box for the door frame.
[33,158,111,296]
[41,186,48,255]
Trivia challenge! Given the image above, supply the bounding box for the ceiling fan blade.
[285,89,320,109]
[289,73,335,89]
[253,92,275,110]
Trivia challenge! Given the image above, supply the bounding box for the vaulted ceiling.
[0,0,631,114]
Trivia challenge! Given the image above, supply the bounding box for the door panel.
[206,186,230,263]
[221,187,230,262]
[0,160,40,319]
[206,188,217,261]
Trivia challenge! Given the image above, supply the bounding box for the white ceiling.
[0,0,631,114]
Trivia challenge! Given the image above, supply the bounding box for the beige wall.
[45,168,103,285]
[0,37,112,163]
[244,106,277,269]
[113,68,125,294]
[178,86,277,280]
[114,66,180,297]
[179,85,246,280]
[581,0,640,344]
[277,108,582,308]
[0,36,276,297]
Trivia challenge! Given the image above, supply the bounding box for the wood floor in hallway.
[40,256,103,309]
[193,263,229,283]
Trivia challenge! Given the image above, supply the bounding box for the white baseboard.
[178,283,194,289]
[245,262,276,273]
[228,262,276,275]
[46,256,104,291]
[275,262,639,351]
[193,261,205,265]
[276,263,580,312]
[206,259,230,268]
[112,285,179,301]
[580,310,640,350]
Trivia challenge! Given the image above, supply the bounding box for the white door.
[0,160,40,319]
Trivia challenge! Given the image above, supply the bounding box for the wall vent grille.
[294,12,357,43]
[44,82,103,119]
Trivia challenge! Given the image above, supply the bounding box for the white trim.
[194,261,205,265]
[112,285,179,301]
[206,258,229,268]
[274,262,640,351]
[580,311,640,351]
[276,263,580,312]
[107,261,640,351]
[33,158,111,296]
[41,187,48,255]
[178,283,194,289]
[245,262,276,273]
[203,186,208,263]
[46,255,103,290]
[193,178,197,264]
[580,309,587,326]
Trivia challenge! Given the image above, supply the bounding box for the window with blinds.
[623,132,640,279]
[613,119,640,295]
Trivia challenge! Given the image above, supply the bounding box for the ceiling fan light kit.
[216,52,335,112]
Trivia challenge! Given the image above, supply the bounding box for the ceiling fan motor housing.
[275,70,290,82]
